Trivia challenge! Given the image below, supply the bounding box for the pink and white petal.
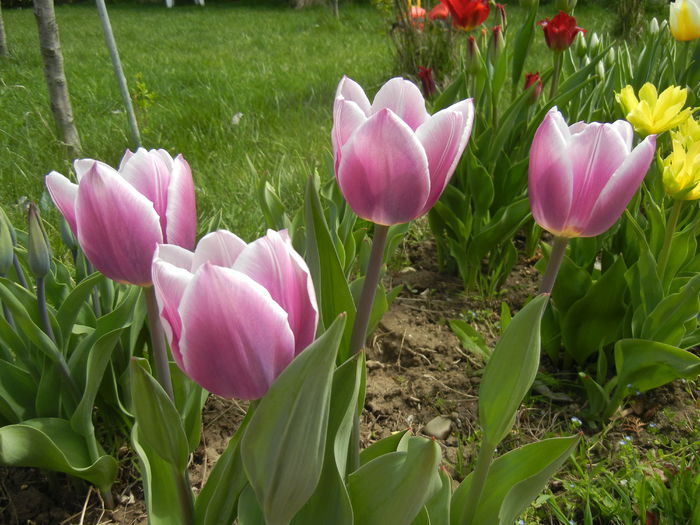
[332,99,369,175]
[192,230,247,272]
[578,135,656,237]
[370,78,430,130]
[74,158,113,183]
[528,109,574,235]
[119,148,171,232]
[117,149,136,172]
[415,99,474,214]
[336,76,371,116]
[233,230,318,354]
[75,162,163,286]
[178,264,296,400]
[153,149,174,171]
[152,254,194,369]
[565,124,631,229]
[610,120,634,150]
[337,109,430,225]
[155,243,194,271]
[164,155,196,249]
[45,172,79,236]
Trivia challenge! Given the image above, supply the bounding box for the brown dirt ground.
[0,239,697,524]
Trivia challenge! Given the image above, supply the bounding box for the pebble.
[366,360,384,370]
[423,415,452,440]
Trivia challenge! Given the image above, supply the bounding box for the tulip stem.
[657,199,684,283]
[349,224,390,355]
[538,236,568,295]
[36,276,56,343]
[549,51,564,101]
[460,441,496,525]
[12,254,28,289]
[145,286,175,401]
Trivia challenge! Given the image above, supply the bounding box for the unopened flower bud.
[495,3,507,30]
[605,47,616,68]
[489,25,506,64]
[574,31,587,57]
[417,66,436,97]
[27,203,51,279]
[524,72,542,105]
[596,60,605,79]
[0,208,14,276]
[649,17,659,36]
[554,0,576,12]
[466,35,483,74]
[59,217,77,251]
[589,32,601,55]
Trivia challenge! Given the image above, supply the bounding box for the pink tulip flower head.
[332,76,474,225]
[151,229,319,400]
[528,107,656,238]
[46,148,196,286]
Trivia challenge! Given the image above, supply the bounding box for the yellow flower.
[670,0,700,42]
[662,139,700,200]
[671,114,700,147]
[616,83,693,136]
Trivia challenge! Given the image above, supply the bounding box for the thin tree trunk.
[32,0,82,157]
[331,0,338,17]
[0,3,8,57]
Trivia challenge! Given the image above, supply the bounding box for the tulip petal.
[178,264,296,400]
[119,148,172,235]
[152,254,194,369]
[610,119,634,149]
[233,230,318,354]
[192,230,247,272]
[337,109,430,225]
[336,76,371,116]
[74,158,112,183]
[371,78,430,130]
[75,162,163,286]
[155,243,194,270]
[528,108,574,235]
[45,172,79,236]
[415,99,474,214]
[332,99,369,175]
[579,135,656,236]
[165,155,196,249]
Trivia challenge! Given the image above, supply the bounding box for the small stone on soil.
[422,415,452,440]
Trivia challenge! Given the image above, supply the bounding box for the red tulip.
[440,0,490,31]
[538,11,586,51]
[410,5,426,28]
[428,2,449,20]
[524,72,542,104]
[417,66,436,97]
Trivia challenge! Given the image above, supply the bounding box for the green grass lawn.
[1,0,639,236]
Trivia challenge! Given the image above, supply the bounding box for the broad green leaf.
[238,484,266,525]
[641,273,700,345]
[359,429,411,466]
[412,507,431,525]
[0,417,117,492]
[0,359,36,422]
[578,373,610,417]
[451,436,579,525]
[479,295,548,446]
[132,423,189,525]
[562,257,628,363]
[549,255,592,312]
[425,468,452,525]
[348,436,442,525]
[171,364,208,453]
[56,272,103,340]
[304,178,356,362]
[242,315,345,525]
[131,360,190,472]
[195,409,253,525]
[449,319,490,361]
[615,339,700,393]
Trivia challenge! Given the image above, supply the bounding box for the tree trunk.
[0,3,8,57]
[290,0,325,8]
[32,0,82,157]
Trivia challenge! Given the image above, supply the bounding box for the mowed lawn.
[1,1,392,236]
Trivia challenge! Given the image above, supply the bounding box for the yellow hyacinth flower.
[616,83,693,136]
[672,114,700,147]
[670,0,700,42]
[662,139,700,200]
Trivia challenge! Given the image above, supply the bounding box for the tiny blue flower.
[518,521,525,525]
[649,423,657,428]
[626,383,633,388]
[570,416,582,425]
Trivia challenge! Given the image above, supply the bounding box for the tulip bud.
[573,31,587,57]
[519,0,538,7]
[589,32,601,55]
[0,208,14,276]
[495,3,507,30]
[554,0,576,12]
[596,60,605,79]
[488,25,505,64]
[605,47,616,68]
[523,72,542,105]
[59,216,77,251]
[466,35,483,74]
[27,203,51,279]
[649,17,659,36]
[417,66,436,97]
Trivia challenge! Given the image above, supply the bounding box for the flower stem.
[144,286,174,401]
[13,254,27,289]
[549,51,563,101]
[657,199,684,283]
[36,276,56,343]
[461,441,496,525]
[538,236,569,295]
[349,224,390,355]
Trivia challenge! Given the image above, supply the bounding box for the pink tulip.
[332,76,474,225]
[529,107,656,238]
[151,229,318,400]
[45,148,196,286]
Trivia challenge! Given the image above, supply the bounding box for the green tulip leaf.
[425,468,452,525]
[0,417,117,492]
[641,273,700,345]
[242,315,345,525]
[238,484,266,525]
[0,359,36,422]
[56,272,103,340]
[347,436,442,525]
[359,429,411,466]
[479,294,548,447]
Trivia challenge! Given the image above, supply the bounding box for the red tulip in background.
[418,66,436,97]
[538,10,586,51]
[428,2,449,21]
[524,72,542,104]
[410,5,426,28]
[440,0,490,31]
